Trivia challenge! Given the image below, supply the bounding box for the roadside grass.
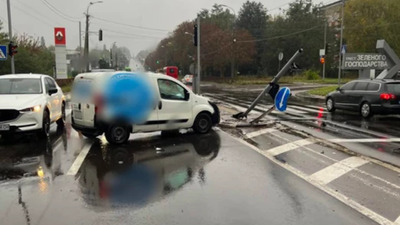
[61,83,72,93]
[307,86,338,96]
[227,75,354,85]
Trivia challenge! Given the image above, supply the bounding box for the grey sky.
[0,0,330,57]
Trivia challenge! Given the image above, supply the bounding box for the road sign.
[0,45,7,61]
[341,44,347,54]
[319,49,325,56]
[343,53,390,70]
[278,52,284,61]
[54,27,66,45]
[275,87,291,112]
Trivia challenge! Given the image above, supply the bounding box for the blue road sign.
[0,45,7,61]
[275,87,291,112]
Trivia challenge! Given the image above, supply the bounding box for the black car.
[326,79,400,118]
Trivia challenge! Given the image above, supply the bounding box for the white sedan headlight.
[20,105,41,113]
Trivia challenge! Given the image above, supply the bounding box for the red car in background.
[163,66,179,80]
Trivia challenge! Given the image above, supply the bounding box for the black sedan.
[326,79,400,118]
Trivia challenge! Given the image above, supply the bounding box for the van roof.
[74,71,172,80]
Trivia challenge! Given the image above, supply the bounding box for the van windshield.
[0,78,42,94]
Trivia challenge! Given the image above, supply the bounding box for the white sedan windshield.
[0,78,42,94]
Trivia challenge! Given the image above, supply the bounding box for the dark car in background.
[326,79,400,118]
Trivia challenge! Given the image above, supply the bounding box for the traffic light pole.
[7,0,15,74]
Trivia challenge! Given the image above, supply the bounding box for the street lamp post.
[218,4,236,79]
[84,1,103,72]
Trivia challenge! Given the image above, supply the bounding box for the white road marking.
[221,130,394,225]
[245,128,277,139]
[309,156,368,185]
[67,142,92,176]
[395,215,400,224]
[290,105,326,114]
[330,138,400,143]
[267,139,313,156]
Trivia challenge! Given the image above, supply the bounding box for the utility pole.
[196,15,201,94]
[79,21,82,56]
[84,1,103,72]
[323,21,327,80]
[84,13,90,72]
[7,0,15,74]
[338,0,345,86]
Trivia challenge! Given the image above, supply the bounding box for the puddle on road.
[77,131,221,210]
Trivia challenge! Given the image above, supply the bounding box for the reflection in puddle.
[78,131,221,209]
[0,127,68,182]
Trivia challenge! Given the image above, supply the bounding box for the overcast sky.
[0,0,330,57]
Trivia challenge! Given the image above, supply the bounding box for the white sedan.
[0,74,65,138]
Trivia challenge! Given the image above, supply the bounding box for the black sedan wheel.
[360,102,373,118]
[326,97,336,112]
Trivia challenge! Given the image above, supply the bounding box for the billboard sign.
[342,53,390,70]
[54,27,66,46]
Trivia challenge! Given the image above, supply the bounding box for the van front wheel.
[105,124,130,144]
[193,112,212,134]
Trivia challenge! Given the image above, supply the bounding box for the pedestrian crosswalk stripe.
[309,156,368,185]
[394,215,400,224]
[245,128,277,139]
[267,139,313,156]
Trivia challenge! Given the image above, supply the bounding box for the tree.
[344,0,400,53]
[237,1,269,74]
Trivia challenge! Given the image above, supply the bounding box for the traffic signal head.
[193,24,198,47]
[99,29,103,41]
[156,60,160,64]
[320,56,325,64]
[8,41,18,57]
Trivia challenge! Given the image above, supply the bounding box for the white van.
[70,72,219,144]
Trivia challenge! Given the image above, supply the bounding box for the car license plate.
[0,124,10,131]
[74,110,83,120]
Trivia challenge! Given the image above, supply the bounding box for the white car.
[0,74,66,138]
[70,72,220,144]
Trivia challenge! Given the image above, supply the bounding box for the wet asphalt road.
[202,84,400,166]
[0,115,377,224]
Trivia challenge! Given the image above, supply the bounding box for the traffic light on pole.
[320,56,325,64]
[99,29,103,41]
[8,41,18,57]
[193,24,198,47]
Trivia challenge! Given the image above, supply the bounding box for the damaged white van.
[70,72,219,144]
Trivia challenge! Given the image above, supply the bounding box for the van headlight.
[21,105,41,113]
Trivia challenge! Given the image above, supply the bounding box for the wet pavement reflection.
[78,131,220,210]
[0,127,68,182]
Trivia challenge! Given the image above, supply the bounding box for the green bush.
[304,70,320,80]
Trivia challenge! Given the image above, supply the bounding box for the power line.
[92,26,166,39]
[40,0,82,22]
[237,25,321,43]
[91,16,170,32]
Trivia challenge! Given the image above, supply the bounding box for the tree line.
[145,0,400,78]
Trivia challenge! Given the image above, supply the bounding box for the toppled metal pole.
[232,48,303,120]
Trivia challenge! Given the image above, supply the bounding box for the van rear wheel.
[105,124,130,144]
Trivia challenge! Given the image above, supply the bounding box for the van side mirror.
[336,87,342,92]
[184,90,190,100]
[48,88,58,95]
